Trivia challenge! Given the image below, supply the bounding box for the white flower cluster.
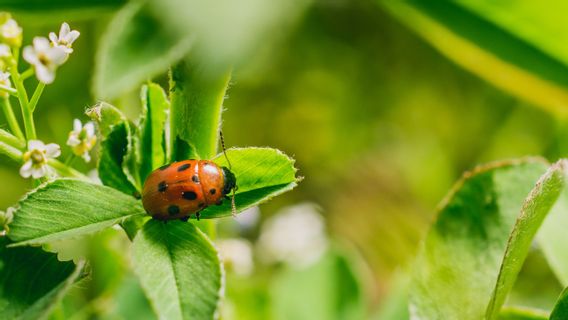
[24,22,79,84]
[66,119,97,162]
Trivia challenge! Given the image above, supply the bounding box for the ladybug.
[142,160,237,221]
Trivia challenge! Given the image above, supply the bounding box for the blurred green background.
[2,0,568,319]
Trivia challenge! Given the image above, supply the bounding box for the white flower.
[0,71,11,98]
[67,119,97,162]
[23,37,67,84]
[0,44,10,58]
[49,22,80,54]
[217,239,254,276]
[0,18,22,47]
[257,203,328,268]
[20,140,61,179]
[0,207,14,234]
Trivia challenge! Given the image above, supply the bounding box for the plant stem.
[0,128,24,149]
[29,82,45,112]
[10,66,35,140]
[0,139,22,162]
[0,97,24,140]
[20,68,34,80]
[48,159,90,181]
[0,85,17,97]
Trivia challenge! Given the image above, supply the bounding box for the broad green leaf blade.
[199,147,299,219]
[498,307,548,320]
[487,161,566,319]
[94,1,194,99]
[409,159,548,319]
[550,287,568,320]
[379,1,568,117]
[132,220,222,320]
[8,179,145,247]
[270,248,366,320]
[97,122,139,196]
[0,237,84,320]
[169,61,231,161]
[139,83,169,182]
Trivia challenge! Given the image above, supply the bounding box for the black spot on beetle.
[178,163,191,171]
[192,175,200,183]
[158,181,168,192]
[209,188,216,195]
[168,205,180,215]
[159,164,171,170]
[182,191,197,200]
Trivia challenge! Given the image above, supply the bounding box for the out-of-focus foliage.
[3,0,568,319]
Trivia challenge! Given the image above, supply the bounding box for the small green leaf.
[86,102,128,138]
[270,248,366,320]
[199,147,299,219]
[409,158,548,319]
[498,307,549,320]
[132,220,222,320]
[169,61,231,161]
[94,1,194,99]
[8,179,145,247]
[0,237,84,320]
[138,83,169,182]
[550,287,568,320]
[98,122,139,196]
[486,161,566,319]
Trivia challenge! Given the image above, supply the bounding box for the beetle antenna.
[220,130,232,169]
[231,188,237,218]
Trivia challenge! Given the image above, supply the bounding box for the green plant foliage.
[97,122,139,196]
[132,220,222,320]
[550,288,568,320]
[201,147,299,219]
[8,179,145,247]
[0,0,124,12]
[138,83,170,182]
[270,249,366,320]
[0,237,84,319]
[498,307,548,320]
[379,1,568,117]
[169,62,231,161]
[487,160,567,319]
[93,1,194,99]
[409,159,548,319]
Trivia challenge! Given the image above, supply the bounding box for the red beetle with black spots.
[142,160,237,221]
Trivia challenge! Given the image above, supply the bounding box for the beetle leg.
[195,211,201,221]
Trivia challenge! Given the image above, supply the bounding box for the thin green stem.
[64,153,76,166]
[48,159,90,181]
[10,67,35,140]
[0,139,22,162]
[0,97,24,140]
[20,68,34,80]
[29,82,45,112]
[0,128,24,149]
[0,85,17,97]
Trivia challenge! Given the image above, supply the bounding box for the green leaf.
[98,122,139,196]
[486,161,566,319]
[169,61,231,161]
[198,147,299,219]
[0,0,124,12]
[86,102,128,138]
[8,179,145,247]
[270,248,366,320]
[498,307,548,320]
[379,1,568,117]
[409,158,548,319]
[93,1,194,99]
[138,83,169,182]
[132,220,222,320]
[550,287,568,320]
[0,237,84,320]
